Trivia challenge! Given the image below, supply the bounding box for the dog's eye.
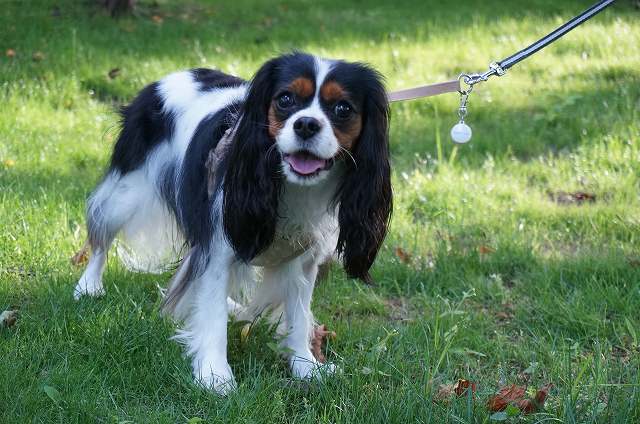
[277,93,295,109]
[333,101,352,119]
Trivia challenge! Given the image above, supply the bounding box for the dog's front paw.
[193,360,237,395]
[290,356,338,381]
[73,276,105,300]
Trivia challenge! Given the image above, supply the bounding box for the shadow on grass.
[3,0,637,82]
[390,78,639,166]
[0,164,103,204]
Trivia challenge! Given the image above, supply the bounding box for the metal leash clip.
[451,63,506,144]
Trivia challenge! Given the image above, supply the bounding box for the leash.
[386,0,617,144]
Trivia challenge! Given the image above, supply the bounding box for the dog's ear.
[222,58,282,262]
[336,67,392,282]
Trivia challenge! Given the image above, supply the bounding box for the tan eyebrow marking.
[320,81,346,102]
[320,81,347,103]
[289,77,314,98]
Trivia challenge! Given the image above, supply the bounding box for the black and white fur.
[74,52,392,394]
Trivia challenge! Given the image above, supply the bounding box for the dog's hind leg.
[74,170,147,299]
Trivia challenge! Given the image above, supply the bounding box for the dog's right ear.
[222,57,283,262]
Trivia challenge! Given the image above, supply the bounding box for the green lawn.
[1,0,639,422]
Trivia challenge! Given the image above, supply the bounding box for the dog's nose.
[293,117,321,140]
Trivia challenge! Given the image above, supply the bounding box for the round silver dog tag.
[451,122,472,144]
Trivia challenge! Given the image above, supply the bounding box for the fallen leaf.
[310,324,336,363]
[523,383,552,413]
[107,67,121,79]
[487,384,552,414]
[478,245,495,255]
[394,246,412,263]
[454,378,477,397]
[487,384,526,412]
[434,379,477,402]
[32,51,45,61]
[0,310,18,328]
[6,48,16,58]
[151,14,164,24]
[70,241,89,266]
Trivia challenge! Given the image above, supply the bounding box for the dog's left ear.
[336,67,392,282]
[222,57,282,262]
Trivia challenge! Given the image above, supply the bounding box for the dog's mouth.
[282,151,334,177]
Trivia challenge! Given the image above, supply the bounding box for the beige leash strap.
[387,79,461,102]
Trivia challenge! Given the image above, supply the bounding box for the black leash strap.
[450,0,617,144]
[462,0,617,87]
[499,0,617,71]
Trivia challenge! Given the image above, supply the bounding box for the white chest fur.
[250,171,342,268]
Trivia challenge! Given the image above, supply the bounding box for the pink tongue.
[285,153,326,175]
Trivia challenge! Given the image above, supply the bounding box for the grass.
[1,0,639,422]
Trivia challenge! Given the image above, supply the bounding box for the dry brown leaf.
[487,384,552,414]
[433,379,477,403]
[454,379,477,397]
[478,245,495,255]
[310,324,336,363]
[487,384,526,411]
[6,49,16,58]
[516,384,552,413]
[151,14,164,24]
[32,51,45,61]
[0,310,18,328]
[108,68,121,79]
[71,241,90,266]
[394,247,412,264]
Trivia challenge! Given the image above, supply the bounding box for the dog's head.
[223,52,392,281]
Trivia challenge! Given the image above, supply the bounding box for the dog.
[74,52,392,393]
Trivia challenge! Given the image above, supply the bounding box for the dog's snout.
[293,117,321,140]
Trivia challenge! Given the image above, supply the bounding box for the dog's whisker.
[338,146,357,169]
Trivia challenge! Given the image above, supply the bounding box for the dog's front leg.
[180,247,236,395]
[278,256,336,380]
